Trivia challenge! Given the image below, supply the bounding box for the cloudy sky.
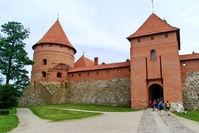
[1,0,199,77]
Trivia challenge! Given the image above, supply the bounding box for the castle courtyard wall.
[183,72,199,110]
[19,77,131,107]
[68,77,130,106]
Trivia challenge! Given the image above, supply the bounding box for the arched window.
[151,50,156,60]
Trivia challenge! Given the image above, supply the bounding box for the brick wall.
[31,43,75,82]
[180,56,199,84]
[68,66,130,81]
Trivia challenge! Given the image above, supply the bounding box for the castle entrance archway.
[149,84,163,102]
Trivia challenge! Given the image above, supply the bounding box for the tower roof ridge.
[33,20,76,53]
[127,13,179,39]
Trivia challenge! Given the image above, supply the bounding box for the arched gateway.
[149,84,163,102]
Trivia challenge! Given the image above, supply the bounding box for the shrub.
[0,84,20,108]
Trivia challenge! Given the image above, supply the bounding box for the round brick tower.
[31,20,76,82]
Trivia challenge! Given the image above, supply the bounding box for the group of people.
[149,99,171,116]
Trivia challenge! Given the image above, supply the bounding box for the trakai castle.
[19,13,199,110]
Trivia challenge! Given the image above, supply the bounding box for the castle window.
[43,59,47,65]
[42,71,46,77]
[138,38,141,42]
[79,73,81,76]
[151,49,156,60]
[96,72,99,75]
[57,72,62,78]
[165,34,168,38]
[151,36,154,40]
[72,74,74,77]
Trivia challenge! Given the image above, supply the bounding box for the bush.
[0,84,20,108]
[0,110,9,115]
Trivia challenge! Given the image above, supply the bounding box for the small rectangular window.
[57,73,62,78]
[42,71,46,77]
[43,59,47,65]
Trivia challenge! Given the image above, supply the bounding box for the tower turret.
[127,13,182,108]
[31,20,76,82]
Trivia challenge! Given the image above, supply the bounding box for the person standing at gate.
[165,100,171,116]
[158,100,164,115]
[149,99,152,108]
[152,99,157,111]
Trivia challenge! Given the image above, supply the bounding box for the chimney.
[94,57,98,65]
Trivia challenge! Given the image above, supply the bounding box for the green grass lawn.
[173,110,199,122]
[44,104,138,112]
[0,108,18,133]
[29,106,102,121]
[29,104,138,121]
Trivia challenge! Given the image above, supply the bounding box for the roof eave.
[127,29,180,41]
[32,42,77,54]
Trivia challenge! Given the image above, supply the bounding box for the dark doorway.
[149,84,163,102]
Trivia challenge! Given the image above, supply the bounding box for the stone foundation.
[183,72,199,110]
[19,82,68,106]
[19,77,130,107]
[68,78,130,106]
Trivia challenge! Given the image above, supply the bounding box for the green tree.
[0,75,3,85]
[0,21,34,88]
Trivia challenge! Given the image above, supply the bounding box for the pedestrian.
[158,100,164,115]
[152,99,157,111]
[165,100,171,116]
[149,99,152,108]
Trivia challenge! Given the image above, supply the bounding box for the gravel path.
[138,108,199,133]
[9,108,199,133]
[9,108,144,133]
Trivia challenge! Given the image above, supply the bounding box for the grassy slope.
[0,108,18,133]
[29,106,102,121]
[29,104,138,121]
[173,110,199,122]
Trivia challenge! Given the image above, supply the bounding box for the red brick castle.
[19,13,199,110]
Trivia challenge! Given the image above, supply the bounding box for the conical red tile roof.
[127,13,179,39]
[33,20,76,53]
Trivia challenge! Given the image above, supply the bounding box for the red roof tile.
[74,55,94,68]
[33,20,76,53]
[180,52,199,61]
[69,61,130,73]
[127,13,179,39]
